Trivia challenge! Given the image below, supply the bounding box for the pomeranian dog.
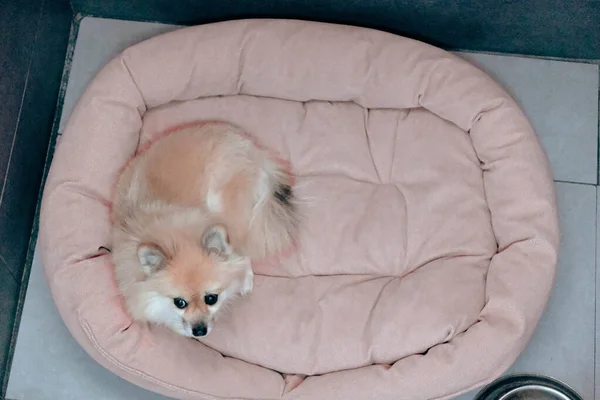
[110,121,297,337]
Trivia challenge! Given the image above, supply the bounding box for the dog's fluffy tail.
[246,158,299,260]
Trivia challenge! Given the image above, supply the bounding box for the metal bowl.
[474,374,583,400]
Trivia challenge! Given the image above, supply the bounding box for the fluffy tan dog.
[110,121,297,337]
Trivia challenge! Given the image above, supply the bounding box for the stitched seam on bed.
[118,53,148,117]
[79,319,214,398]
[79,319,280,400]
[363,108,383,184]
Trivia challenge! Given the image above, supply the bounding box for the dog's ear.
[202,224,232,259]
[137,243,167,274]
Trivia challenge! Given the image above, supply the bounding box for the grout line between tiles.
[0,14,82,398]
[597,66,600,186]
[453,47,600,66]
[595,188,598,400]
[0,253,18,282]
[0,252,9,269]
[554,180,598,187]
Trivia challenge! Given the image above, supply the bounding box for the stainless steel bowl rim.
[473,374,583,400]
[499,384,574,400]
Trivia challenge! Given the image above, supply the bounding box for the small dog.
[110,122,297,337]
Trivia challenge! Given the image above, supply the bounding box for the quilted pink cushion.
[40,19,559,400]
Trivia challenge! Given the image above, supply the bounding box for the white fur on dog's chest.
[206,189,223,213]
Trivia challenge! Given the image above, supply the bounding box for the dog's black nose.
[192,323,208,337]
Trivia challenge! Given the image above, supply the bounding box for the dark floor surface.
[0,0,71,395]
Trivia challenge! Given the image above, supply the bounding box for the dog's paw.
[241,269,254,295]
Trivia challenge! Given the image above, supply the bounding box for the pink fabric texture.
[39,19,559,400]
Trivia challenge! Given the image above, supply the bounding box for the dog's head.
[134,224,253,337]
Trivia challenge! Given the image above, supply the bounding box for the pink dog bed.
[39,19,559,400]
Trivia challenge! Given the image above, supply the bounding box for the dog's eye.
[173,297,188,309]
[204,294,218,306]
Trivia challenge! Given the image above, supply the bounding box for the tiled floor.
[0,1,71,390]
[5,16,600,400]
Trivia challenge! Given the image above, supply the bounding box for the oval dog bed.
[39,19,559,400]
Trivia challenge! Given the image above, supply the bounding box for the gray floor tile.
[453,182,596,399]
[6,249,170,400]
[596,187,600,400]
[506,182,595,397]
[456,52,599,185]
[58,17,181,133]
[0,260,19,393]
